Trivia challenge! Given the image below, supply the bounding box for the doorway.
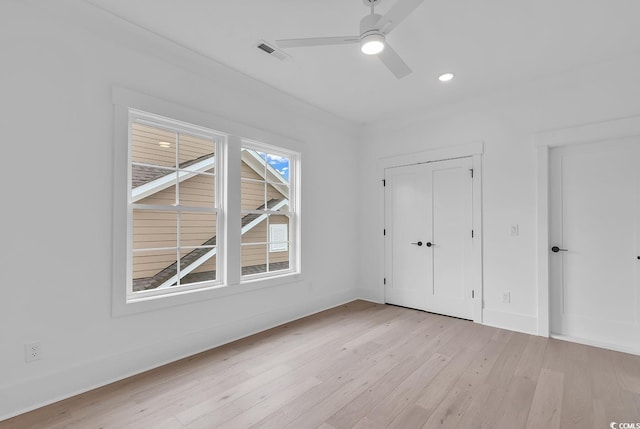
[384,157,475,319]
[548,138,640,351]
[536,115,640,354]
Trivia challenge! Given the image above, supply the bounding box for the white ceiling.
[85,0,640,123]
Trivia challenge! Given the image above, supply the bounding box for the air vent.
[258,43,275,54]
[256,40,288,61]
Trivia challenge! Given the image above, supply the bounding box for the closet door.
[385,157,473,319]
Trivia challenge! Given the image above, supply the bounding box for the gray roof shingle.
[131,153,214,188]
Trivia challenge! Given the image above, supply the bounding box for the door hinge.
[470,168,474,178]
[382,179,386,186]
[383,229,386,236]
[472,290,475,298]
[383,278,386,285]
[471,229,474,238]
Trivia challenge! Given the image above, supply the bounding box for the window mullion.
[226,135,242,286]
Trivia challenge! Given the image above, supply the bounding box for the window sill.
[112,272,303,317]
[241,270,302,288]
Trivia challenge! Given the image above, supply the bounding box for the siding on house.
[132,176,217,279]
[241,214,290,268]
[131,122,215,167]
[132,154,290,288]
[241,162,288,211]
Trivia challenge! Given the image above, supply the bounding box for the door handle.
[426,242,433,247]
[411,241,423,247]
[551,246,568,253]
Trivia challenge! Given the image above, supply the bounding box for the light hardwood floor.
[2,300,640,428]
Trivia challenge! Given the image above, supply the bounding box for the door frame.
[378,141,484,323]
[535,115,640,338]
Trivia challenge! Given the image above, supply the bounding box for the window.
[240,142,298,279]
[128,110,223,299]
[117,101,301,311]
[269,224,288,252]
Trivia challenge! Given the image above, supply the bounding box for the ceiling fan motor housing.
[360,13,384,38]
[360,13,385,55]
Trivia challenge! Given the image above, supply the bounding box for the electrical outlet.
[502,292,511,304]
[25,342,41,363]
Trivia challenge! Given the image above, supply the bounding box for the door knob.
[411,241,423,247]
[426,242,433,247]
[551,246,568,253]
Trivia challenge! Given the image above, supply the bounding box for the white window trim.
[239,140,300,282]
[112,86,304,317]
[126,109,224,302]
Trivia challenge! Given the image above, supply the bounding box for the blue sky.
[265,153,290,181]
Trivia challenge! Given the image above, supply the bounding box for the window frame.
[127,109,225,301]
[111,87,303,317]
[240,140,300,282]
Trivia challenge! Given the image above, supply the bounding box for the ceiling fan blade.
[378,44,412,79]
[376,0,425,35]
[276,36,359,49]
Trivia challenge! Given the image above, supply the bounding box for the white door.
[384,158,474,319]
[550,138,640,351]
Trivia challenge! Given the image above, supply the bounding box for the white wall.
[357,52,640,334]
[0,1,360,419]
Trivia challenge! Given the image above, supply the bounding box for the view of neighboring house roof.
[242,149,289,198]
[178,261,290,285]
[132,149,291,292]
[133,198,286,291]
[131,152,215,189]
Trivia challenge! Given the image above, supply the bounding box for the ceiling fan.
[276,0,425,79]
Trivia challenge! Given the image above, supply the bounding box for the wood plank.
[282,355,402,429]
[493,376,536,429]
[414,340,503,413]
[355,353,451,428]
[455,384,507,429]
[4,301,640,429]
[559,341,593,428]
[210,377,321,429]
[514,334,547,382]
[325,355,424,428]
[484,332,529,388]
[525,368,563,429]
[420,385,475,428]
[325,313,465,428]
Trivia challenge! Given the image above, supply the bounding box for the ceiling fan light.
[361,34,385,55]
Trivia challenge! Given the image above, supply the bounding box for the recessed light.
[438,73,455,83]
[158,141,171,148]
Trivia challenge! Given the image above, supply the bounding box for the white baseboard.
[0,289,357,422]
[481,309,538,335]
[550,333,640,356]
[353,287,384,304]
[353,297,539,338]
